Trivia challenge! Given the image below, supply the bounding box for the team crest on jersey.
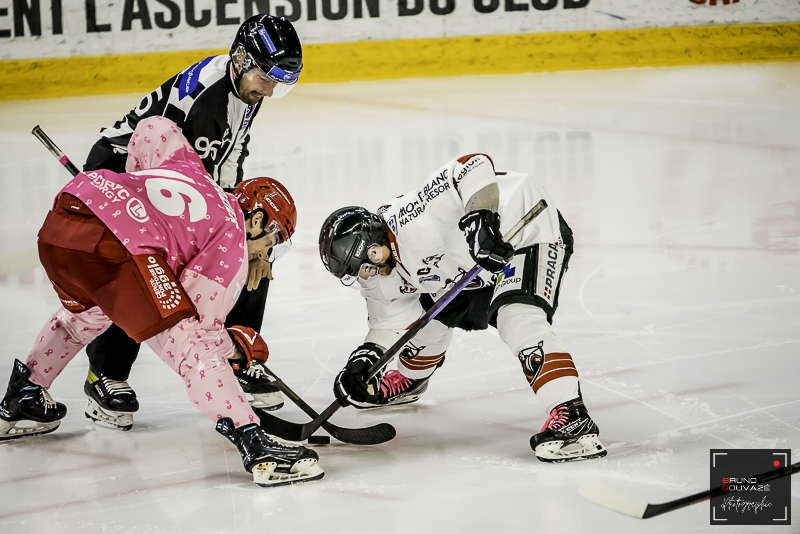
[422,254,444,268]
[419,274,440,284]
[400,342,426,360]
[399,276,417,294]
[518,341,545,385]
[443,267,487,291]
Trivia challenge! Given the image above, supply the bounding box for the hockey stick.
[254,364,396,445]
[579,460,800,519]
[283,199,549,441]
[32,125,81,177]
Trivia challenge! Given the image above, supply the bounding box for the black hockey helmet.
[319,207,389,280]
[231,15,303,96]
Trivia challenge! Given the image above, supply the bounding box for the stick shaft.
[31,125,81,177]
[644,460,800,518]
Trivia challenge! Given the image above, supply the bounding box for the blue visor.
[265,64,300,85]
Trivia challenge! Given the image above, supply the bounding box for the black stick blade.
[255,409,306,441]
[322,421,396,445]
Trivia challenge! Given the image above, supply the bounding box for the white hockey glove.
[227,326,269,371]
[458,209,514,273]
[334,343,385,408]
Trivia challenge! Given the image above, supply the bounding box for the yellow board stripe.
[1,22,799,101]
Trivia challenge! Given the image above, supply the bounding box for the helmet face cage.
[231,15,302,97]
[319,207,388,283]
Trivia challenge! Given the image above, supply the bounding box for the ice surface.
[0,63,798,533]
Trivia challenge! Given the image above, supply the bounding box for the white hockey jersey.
[358,154,564,344]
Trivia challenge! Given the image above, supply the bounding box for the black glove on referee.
[458,209,515,273]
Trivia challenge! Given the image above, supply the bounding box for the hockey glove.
[458,209,515,273]
[334,343,384,408]
[227,326,269,371]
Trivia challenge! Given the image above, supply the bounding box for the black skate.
[216,417,323,487]
[234,363,284,411]
[530,395,607,463]
[0,359,67,440]
[349,370,433,409]
[84,369,139,431]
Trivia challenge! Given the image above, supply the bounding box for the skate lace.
[380,370,412,398]
[243,363,269,380]
[102,377,134,397]
[39,389,57,412]
[540,405,570,432]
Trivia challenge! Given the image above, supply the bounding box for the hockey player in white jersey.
[318,154,606,462]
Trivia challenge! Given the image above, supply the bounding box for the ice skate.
[530,395,607,463]
[349,370,433,409]
[216,417,323,487]
[0,359,67,440]
[234,363,285,411]
[84,369,138,431]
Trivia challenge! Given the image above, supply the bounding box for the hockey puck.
[307,435,330,445]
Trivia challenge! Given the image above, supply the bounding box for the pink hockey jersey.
[30,116,258,426]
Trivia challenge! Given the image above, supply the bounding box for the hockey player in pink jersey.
[319,153,606,463]
[0,116,323,487]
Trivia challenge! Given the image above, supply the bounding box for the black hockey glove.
[334,343,385,408]
[458,209,515,273]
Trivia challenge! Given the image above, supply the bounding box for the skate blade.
[85,399,133,431]
[352,394,421,410]
[0,418,61,440]
[249,392,285,412]
[254,463,324,488]
[534,434,608,463]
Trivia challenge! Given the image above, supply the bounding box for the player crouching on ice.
[319,154,606,462]
[0,117,323,486]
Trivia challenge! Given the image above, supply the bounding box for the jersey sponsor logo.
[495,263,516,285]
[394,172,452,228]
[453,156,486,190]
[241,105,255,130]
[178,56,213,100]
[490,254,524,300]
[518,341,545,386]
[399,276,417,294]
[84,172,131,204]
[126,197,149,223]
[416,171,450,205]
[422,254,443,268]
[535,243,562,305]
[419,274,440,283]
[135,255,185,316]
[376,204,391,215]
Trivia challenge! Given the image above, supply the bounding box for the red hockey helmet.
[232,177,297,242]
